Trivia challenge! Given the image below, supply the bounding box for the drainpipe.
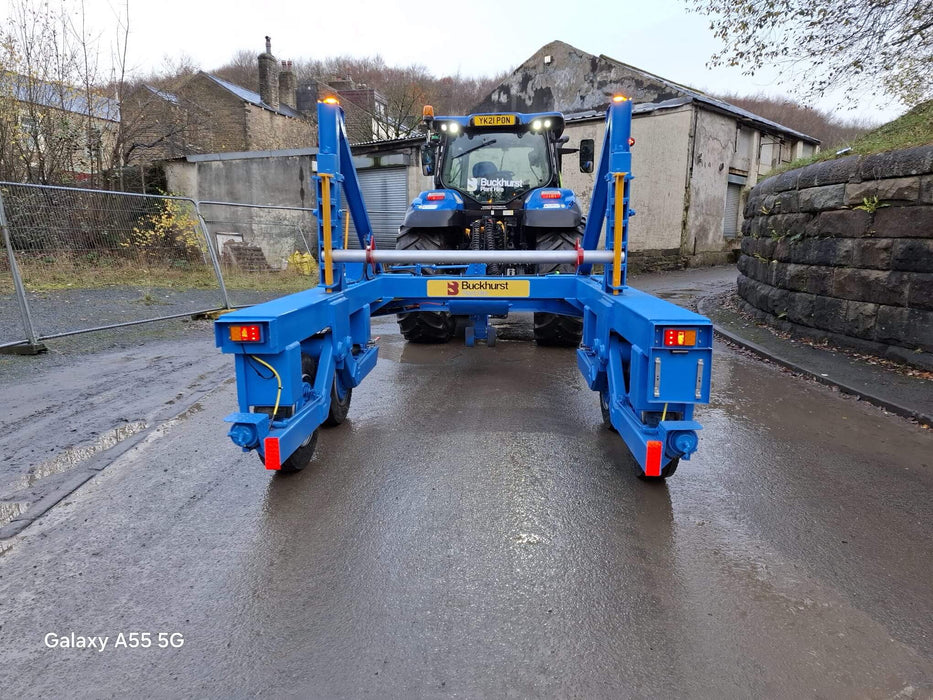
[680,104,699,259]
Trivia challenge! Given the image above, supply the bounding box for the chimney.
[278,60,297,110]
[258,35,279,109]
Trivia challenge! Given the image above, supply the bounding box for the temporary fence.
[0,181,321,352]
[197,201,319,308]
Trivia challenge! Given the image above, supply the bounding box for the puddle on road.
[0,500,29,526]
[15,420,148,492]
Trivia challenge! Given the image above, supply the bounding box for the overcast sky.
[2,0,905,124]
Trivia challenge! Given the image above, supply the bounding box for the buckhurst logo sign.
[427,279,531,298]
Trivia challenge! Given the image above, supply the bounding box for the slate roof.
[596,55,820,144]
[1,72,119,122]
[566,96,820,145]
[142,85,180,105]
[200,73,305,119]
[477,42,819,145]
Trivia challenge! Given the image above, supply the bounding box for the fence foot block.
[0,342,47,356]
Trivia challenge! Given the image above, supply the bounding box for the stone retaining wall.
[737,146,933,368]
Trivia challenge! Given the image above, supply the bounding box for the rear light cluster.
[426,192,446,201]
[663,328,696,347]
[229,324,263,342]
[540,191,562,200]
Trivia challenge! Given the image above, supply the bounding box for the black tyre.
[599,390,618,433]
[638,458,679,481]
[278,429,320,473]
[396,229,455,343]
[534,230,583,347]
[323,377,351,426]
[272,353,320,473]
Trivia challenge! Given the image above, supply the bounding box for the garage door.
[344,167,409,250]
[723,183,742,239]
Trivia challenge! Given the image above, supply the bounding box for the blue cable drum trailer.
[214,95,712,479]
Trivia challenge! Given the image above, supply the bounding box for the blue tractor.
[397,109,589,346]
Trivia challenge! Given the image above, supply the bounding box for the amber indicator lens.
[663,328,697,347]
[229,324,263,342]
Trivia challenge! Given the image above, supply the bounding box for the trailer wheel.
[599,390,618,433]
[271,353,321,472]
[323,377,351,426]
[534,230,583,347]
[638,458,679,481]
[278,429,320,473]
[396,228,455,343]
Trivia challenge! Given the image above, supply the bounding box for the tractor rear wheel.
[396,229,455,343]
[534,230,583,347]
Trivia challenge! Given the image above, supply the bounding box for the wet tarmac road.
[1,274,933,697]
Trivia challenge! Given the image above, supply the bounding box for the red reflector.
[229,324,263,342]
[646,440,663,477]
[426,193,446,201]
[663,328,697,347]
[541,191,562,199]
[628,137,636,147]
[263,437,281,471]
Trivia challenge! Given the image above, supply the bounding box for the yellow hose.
[250,355,282,420]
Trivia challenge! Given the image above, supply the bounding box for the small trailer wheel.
[599,391,618,433]
[323,378,352,426]
[638,458,679,481]
[277,428,320,473]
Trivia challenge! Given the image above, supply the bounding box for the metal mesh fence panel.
[0,182,226,340]
[197,202,319,307]
[0,237,28,348]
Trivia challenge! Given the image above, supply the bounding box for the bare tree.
[716,92,873,148]
[0,0,123,184]
[688,0,933,106]
[212,49,259,90]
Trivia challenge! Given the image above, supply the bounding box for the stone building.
[474,41,821,267]
[122,38,315,165]
[296,77,390,144]
[0,72,119,183]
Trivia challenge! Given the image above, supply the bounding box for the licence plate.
[472,114,516,127]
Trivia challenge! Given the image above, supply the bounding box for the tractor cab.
[420,111,567,207]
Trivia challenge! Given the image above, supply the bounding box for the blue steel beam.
[580,98,633,281]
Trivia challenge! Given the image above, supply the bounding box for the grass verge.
[772,99,933,175]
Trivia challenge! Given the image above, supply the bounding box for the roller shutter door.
[723,183,742,239]
[344,167,409,250]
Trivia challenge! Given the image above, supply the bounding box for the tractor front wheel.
[396,228,455,343]
[533,230,583,347]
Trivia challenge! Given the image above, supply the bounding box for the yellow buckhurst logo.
[427,279,531,297]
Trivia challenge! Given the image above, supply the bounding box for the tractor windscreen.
[440,130,551,204]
